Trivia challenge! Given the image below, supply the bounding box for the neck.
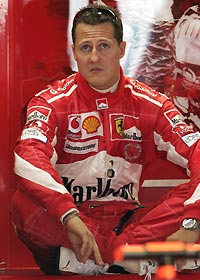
[90,79,120,93]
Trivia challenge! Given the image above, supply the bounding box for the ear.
[119,41,126,59]
[71,44,77,61]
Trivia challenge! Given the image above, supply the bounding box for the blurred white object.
[117,0,175,95]
[175,5,200,65]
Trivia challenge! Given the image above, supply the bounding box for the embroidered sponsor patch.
[21,127,47,143]
[130,79,158,98]
[26,106,51,124]
[181,132,200,147]
[64,139,98,154]
[96,98,108,110]
[82,116,100,134]
[124,127,142,141]
[67,112,103,140]
[164,109,185,127]
[110,114,141,141]
[124,143,142,162]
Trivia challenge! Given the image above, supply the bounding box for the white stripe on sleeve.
[14,153,68,194]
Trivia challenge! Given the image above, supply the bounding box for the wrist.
[63,210,80,225]
[181,218,200,231]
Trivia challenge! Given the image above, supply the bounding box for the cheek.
[76,57,87,67]
[107,53,121,65]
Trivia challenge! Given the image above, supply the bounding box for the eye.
[100,43,109,49]
[80,44,91,52]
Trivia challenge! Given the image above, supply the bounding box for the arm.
[155,99,200,217]
[167,227,199,243]
[15,93,104,264]
[154,99,200,241]
[166,226,200,270]
[14,95,76,222]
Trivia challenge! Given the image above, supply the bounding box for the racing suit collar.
[90,78,120,93]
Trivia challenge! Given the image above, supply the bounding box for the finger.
[72,242,85,263]
[80,235,93,262]
[93,241,104,267]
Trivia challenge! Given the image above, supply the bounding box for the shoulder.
[124,77,169,107]
[35,74,77,103]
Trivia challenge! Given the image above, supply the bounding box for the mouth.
[90,68,103,73]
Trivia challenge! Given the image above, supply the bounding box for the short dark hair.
[72,4,123,45]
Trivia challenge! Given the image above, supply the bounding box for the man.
[11,3,200,277]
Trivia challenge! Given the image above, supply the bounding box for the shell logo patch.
[82,116,100,134]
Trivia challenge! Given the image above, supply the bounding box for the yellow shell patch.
[82,116,100,134]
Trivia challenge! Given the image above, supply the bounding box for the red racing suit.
[12,69,200,263]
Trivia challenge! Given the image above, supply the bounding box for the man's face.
[72,22,126,90]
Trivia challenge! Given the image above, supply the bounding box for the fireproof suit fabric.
[12,68,200,264]
[11,185,191,266]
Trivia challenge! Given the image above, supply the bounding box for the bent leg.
[11,191,120,269]
[11,184,190,271]
[110,183,190,262]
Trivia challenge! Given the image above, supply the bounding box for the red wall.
[0,0,71,268]
[0,0,10,268]
[0,0,35,268]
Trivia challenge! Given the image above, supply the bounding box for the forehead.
[74,22,116,43]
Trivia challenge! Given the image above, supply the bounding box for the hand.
[64,215,104,267]
[166,227,200,271]
[166,227,200,243]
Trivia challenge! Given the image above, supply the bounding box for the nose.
[90,48,100,63]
